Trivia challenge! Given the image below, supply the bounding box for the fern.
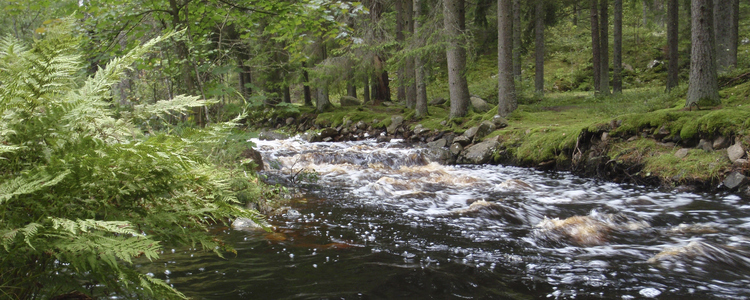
[0,18,263,300]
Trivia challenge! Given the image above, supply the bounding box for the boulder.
[463,126,479,140]
[457,140,499,164]
[413,124,430,136]
[387,115,404,135]
[429,97,446,106]
[319,127,339,138]
[285,117,295,126]
[470,96,490,112]
[425,147,454,165]
[427,138,447,149]
[675,148,689,159]
[453,135,471,146]
[232,217,264,231]
[450,143,463,156]
[240,148,265,171]
[492,115,509,128]
[713,136,730,150]
[697,139,714,152]
[728,143,746,162]
[258,130,289,141]
[723,171,747,189]
[300,131,321,142]
[339,96,361,106]
[356,121,367,130]
[473,120,496,142]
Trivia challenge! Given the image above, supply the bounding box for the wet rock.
[356,121,367,130]
[427,138,447,149]
[675,148,689,159]
[450,200,523,224]
[646,240,749,271]
[723,171,747,190]
[457,140,499,164]
[319,127,339,138]
[697,139,714,152]
[453,135,471,146]
[728,143,746,162]
[232,217,264,231]
[413,124,430,136]
[667,223,720,235]
[240,148,265,171]
[339,96,361,106]
[387,116,404,135]
[473,120,496,143]
[425,147,454,165]
[713,136,730,150]
[470,96,490,112]
[463,126,479,141]
[429,97,446,106]
[450,143,463,156]
[300,131,322,142]
[492,115,509,128]
[536,214,650,247]
[258,129,290,141]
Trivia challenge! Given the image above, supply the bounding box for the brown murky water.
[139,138,750,299]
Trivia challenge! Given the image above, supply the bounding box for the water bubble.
[164,270,171,275]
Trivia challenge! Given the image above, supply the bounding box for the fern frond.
[132,94,215,121]
[0,170,70,204]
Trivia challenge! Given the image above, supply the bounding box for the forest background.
[1,0,750,299]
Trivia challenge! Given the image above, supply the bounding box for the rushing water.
[140,138,750,299]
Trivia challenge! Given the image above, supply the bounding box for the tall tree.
[729,0,739,68]
[666,0,679,91]
[404,0,417,109]
[396,0,406,103]
[714,0,732,72]
[599,0,610,95]
[591,0,602,93]
[613,0,623,93]
[414,0,428,117]
[687,0,719,108]
[512,0,522,80]
[444,0,470,118]
[498,0,517,116]
[534,0,545,94]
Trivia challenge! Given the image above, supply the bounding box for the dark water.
[139,138,750,299]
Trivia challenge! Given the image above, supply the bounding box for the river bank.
[248,90,750,197]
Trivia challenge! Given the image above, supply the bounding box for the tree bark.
[666,0,679,92]
[512,0,522,80]
[405,0,417,109]
[687,0,720,107]
[396,0,406,103]
[600,0,610,95]
[613,0,623,93]
[591,0,602,93]
[363,74,371,103]
[729,0,738,67]
[534,0,545,94]
[714,0,732,72]
[498,0,517,117]
[303,65,312,106]
[414,0,428,117]
[444,0,470,118]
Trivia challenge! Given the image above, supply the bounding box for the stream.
[140,138,750,299]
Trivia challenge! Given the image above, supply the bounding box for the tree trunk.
[613,0,623,93]
[573,3,579,26]
[283,85,291,103]
[396,0,406,103]
[666,0,679,91]
[591,0,602,93]
[512,0,522,80]
[363,75,371,103]
[498,0,517,117]
[643,0,649,27]
[729,0,738,67]
[444,0,470,118]
[405,0,417,109]
[414,0,428,117]
[687,0,720,107]
[534,0,544,94]
[303,67,312,106]
[714,0,731,72]
[316,85,330,112]
[600,0,610,95]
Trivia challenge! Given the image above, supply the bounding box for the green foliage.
[0,19,261,299]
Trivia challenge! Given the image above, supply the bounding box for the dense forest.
[2,0,750,299]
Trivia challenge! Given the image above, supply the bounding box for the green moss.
[513,125,582,163]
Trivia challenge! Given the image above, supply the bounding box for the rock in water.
[723,171,747,189]
[457,140,499,164]
[241,148,265,171]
